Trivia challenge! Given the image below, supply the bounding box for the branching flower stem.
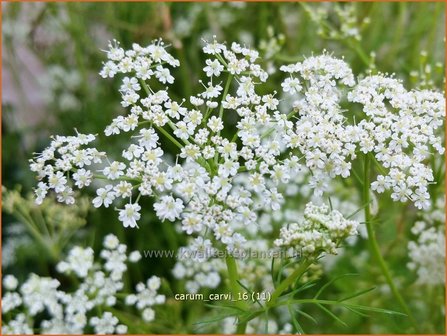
[225,256,248,334]
[267,258,313,306]
[214,73,234,165]
[229,258,313,333]
[363,153,419,332]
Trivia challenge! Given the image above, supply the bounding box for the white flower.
[48,171,67,193]
[137,128,159,149]
[127,275,165,313]
[103,161,126,180]
[207,116,224,133]
[129,251,142,263]
[2,313,33,334]
[57,247,94,278]
[155,65,174,84]
[203,39,226,54]
[35,182,49,205]
[113,181,133,198]
[92,185,115,208]
[72,168,93,188]
[142,308,155,322]
[275,202,359,255]
[2,234,165,334]
[147,276,161,291]
[120,76,141,93]
[20,274,61,316]
[31,38,445,257]
[153,195,184,221]
[104,234,120,250]
[201,83,223,99]
[90,312,119,334]
[203,59,224,77]
[116,324,128,334]
[3,275,19,291]
[2,292,22,313]
[118,203,141,228]
[281,77,302,94]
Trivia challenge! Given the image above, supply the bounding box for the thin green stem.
[154,125,183,149]
[225,255,247,334]
[13,206,59,261]
[237,259,313,327]
[218,74,233,122]
[214,74,233,165]
[267,259,313,307]
[363,153,419,332]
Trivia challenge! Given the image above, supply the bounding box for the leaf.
[351,167,364,186]
[346,202,370,219]
[340,303,406,316]
[283,280,318,300]
[337,286,376,302]
[314,273,358,299]
[328,196,334,211]
[317,303,348,327]
[264,308,270,334]
[276,259,297,286]
[236,280,263,308]
[344,305,370,318]
[295,309,318,324]
[270,256,276,285]
[288,304,305,334]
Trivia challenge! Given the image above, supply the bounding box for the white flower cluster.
[275,202,359,255]
[64,37,301,251]
[30,132,104,205]
[172,246,224,294]
[280,54,357,195]
[348,75,445,210]
[281,58,444,208]
[125,276,166,323]
[408,223,445,286]
[2,235,163,335]
[31,38,444,253]
[407,196,445,285]
[303,3,369,42]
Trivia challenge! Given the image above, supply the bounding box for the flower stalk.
[225,255,248,334]
[363,153,419,332]
[268,258,313,307]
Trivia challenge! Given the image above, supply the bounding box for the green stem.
[237,259,313,327]
[363,154,419,331]
[218,74,233,122]
[13,206,58,261]
[268,259,313,307]
[154,125,183,149]
[225,255,247,334]
[214,74,233,165]
[348,40,371,67]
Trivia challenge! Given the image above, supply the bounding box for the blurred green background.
[2,2,445,334]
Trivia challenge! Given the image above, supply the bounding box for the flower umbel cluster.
[275,202,359,255]
[30,38,444,255]
[348,76,445,210]
[407,196,445,285]
[2,235,163,335]
[30,132,104,205]
[280,54,357,195]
